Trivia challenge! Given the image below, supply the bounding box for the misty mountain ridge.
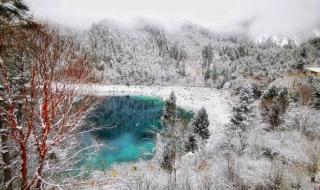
[90,18,320,44]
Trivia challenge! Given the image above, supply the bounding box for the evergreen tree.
[230,88,254,130]
[192,107,210,140]
[0,0,29,24]
[160,145,174,173]
[204,68,210,81]
[201,44,213,68]
[162,91,177,128]
[161,91,177,173]
[309,78,320,110]
[251,83,262,100]
[225,87,255,155]
[177,62,186,76]
[211,66,218,81]
[185,135,197,153]
[313,90,320,110]
[309,37,320,50]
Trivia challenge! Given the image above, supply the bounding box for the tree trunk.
[35,163,43,189]
[19,143,29,190]
[35,153,46,189]
[0,119,13,190]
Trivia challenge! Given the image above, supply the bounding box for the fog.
[25,0,320,39]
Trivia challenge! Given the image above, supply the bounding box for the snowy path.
[76,84,232,131]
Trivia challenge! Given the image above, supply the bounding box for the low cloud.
[25,0,320,39]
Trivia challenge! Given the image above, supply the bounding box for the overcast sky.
[25,0,320,38]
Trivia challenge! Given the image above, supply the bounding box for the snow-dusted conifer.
[160,145,174,173]
[224,87,255,155]
[313,90,320,110]
[230,87,254,130]
[0,0,30,24]
[184,135,197,153]
[161,91,177,172]
[162,91,176,128]
[192,107,210,140]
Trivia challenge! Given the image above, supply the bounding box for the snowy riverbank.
[76,84,232,132]
[73,84,233,189]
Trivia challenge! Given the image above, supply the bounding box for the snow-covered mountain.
[78,19,320,87]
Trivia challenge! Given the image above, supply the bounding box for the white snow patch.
[305,67,320,73]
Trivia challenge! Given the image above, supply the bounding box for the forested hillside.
[82,20,320,88]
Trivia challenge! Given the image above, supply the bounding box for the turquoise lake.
[78,96,193,171]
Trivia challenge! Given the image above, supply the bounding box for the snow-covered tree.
[177,62,186,76]
[223,86,256,157]
[0,25,96,189]
[0,12,34,189]
[162,92,177,128]
[161,91,177,173]
[313,90,320,110]
[230,87,254,130]
[0,0,30,24]
[184,135,197,153]
[192,107,210,140]
[202,44,213,63]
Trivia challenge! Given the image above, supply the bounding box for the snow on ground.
[76,84,232,132]
[305,67,320,73]
[73,84,232,189]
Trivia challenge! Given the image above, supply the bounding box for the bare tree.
[0,24,96,189]
[0,21,39,190]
